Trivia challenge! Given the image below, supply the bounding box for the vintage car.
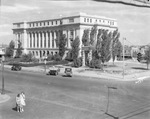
[11,64,22,71]
[47,66,60,76]
[64,68,72,77]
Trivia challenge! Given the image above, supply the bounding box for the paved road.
[0,68,150,119]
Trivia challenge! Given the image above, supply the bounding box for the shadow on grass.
[0,89,12,94]
[62,75,72,77]
[131,67,148,70]
[12,106,17,112]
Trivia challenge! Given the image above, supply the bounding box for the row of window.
[29,20,62,27]
[30,51,58,57]
[84,18,114,25]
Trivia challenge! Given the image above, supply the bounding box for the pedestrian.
[16,94,21,112]
[20,92,26,112]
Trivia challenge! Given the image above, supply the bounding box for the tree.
[21,52,33,62]
[114,41,123,61]
[5,40,15,57]
[15,40,23,58]
[59,31,67,58]
[144,47,150,70]
[100,29,111,64]
[82,29,90,46]
[90,24,97,46]
[111,29,120,64]
[71,36,80,60]
[137,52,142,62]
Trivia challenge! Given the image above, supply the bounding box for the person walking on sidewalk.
[20,92,26,112]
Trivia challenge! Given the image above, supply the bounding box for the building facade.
[12,13,117,59]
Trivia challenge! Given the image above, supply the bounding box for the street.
[0,68,150,119]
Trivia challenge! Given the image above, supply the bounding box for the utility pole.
[123,37,126,79]
[1,55,5,94]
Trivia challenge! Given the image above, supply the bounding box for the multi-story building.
[12,12,117,59]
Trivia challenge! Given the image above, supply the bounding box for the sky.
[0,0,150,46]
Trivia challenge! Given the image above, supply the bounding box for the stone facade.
[12,12,117,59]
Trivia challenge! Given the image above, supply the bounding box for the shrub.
[73,57,82,67]
[47,54,54,61]
[21,53,32,62]
[32,57,39,63]
[53,54,62,61]
[89,59,102,69]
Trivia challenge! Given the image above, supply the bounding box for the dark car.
[64,68,72,77]
[11,64,22,71]
[47,66,60,76]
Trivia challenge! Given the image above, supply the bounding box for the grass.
[7,59,70,67]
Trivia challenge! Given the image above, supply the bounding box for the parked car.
[11,64,22,71]
[47,66,60,76]
[64,68,72,77]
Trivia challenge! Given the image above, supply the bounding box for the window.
[70,30,74,38]
[17,24,20,28]
[69,18,74,23]
[33,33,35,47]
[84,18,86,22]
[52,32,54,48]
[30,33,32,47]
[48,33,50,47]
[44,32,46,47]
[52,21,53,25]
[90,19,92,23]
[40,22,42,26]
[36,23,38,26]
[43,22,45,26]
[47,22,49,25]
[60,20,63,25]
[37,33,39,47]
[87,18,89,22]
[99,19,101,22]
[56,21,57,25]
[40,33,42,47]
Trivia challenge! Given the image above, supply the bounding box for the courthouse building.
[12,13,118,59]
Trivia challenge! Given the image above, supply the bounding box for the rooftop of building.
[13,12,117,24]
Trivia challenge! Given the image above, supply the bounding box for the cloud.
[0,24,12,28]
[1,4,39,13]
[0,32,11,37]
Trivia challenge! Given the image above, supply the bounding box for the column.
[31,32,34,48]
[54,31,56,48]
[46,31,48,48]
[35,32,37,48]
[23,29,28,54]
[50,31,52,48]
[15,34,18,48]
[68,30,71,48]
[27,32,30,48]
[89,50,92,62]
[42,32,45,48]
[39,32,41,48]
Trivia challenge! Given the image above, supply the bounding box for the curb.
[4,65,150,82]
[0,94,10,104]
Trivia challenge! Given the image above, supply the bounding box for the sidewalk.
[0,94,10,103]
[4,65,150,82]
